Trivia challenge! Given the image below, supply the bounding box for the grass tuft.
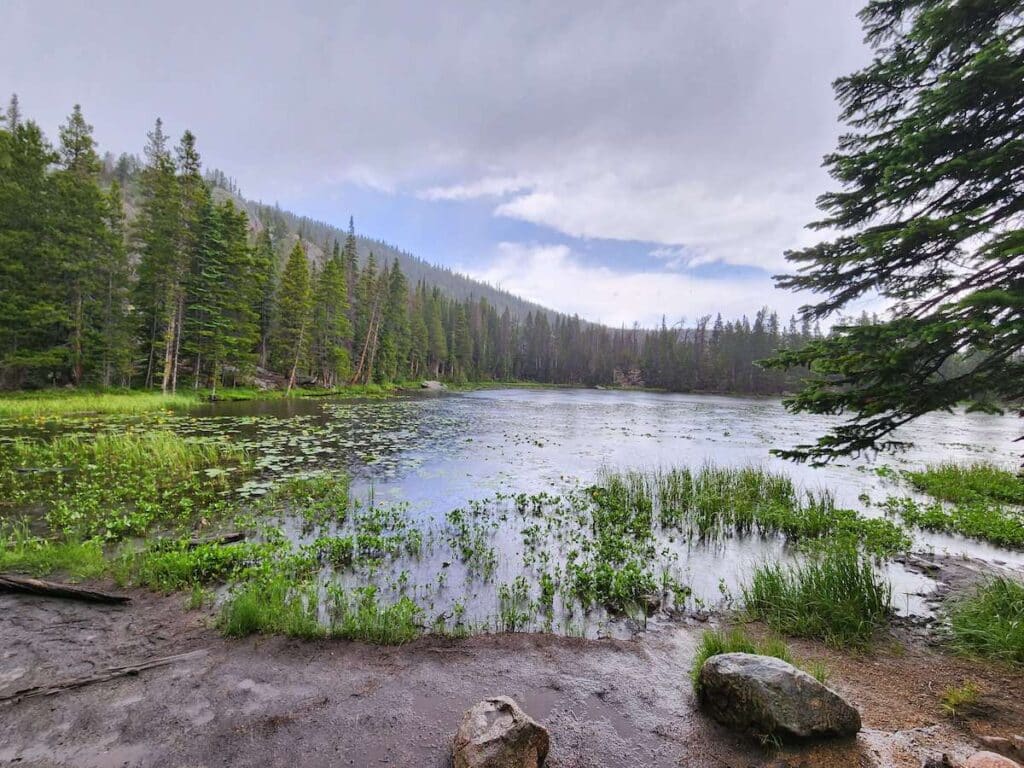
[743,544,891,647]
[946,577,1024,665]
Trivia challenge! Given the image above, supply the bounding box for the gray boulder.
[697,653,861,741]
[421,380,446,390]
[453,696,549,768]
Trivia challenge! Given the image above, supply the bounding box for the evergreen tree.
[270,241,313,392]
[133,118,183,391]
[311,243,351,387]
[765,0,1024,461]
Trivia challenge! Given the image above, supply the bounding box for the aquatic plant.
[328,585,422,644]
[884,496,1024,549]
[743,543,892,647]
[946,577,1024,665]
[0,520,106,579]
[907,462,1024,507]
[219,575,324,639]
[0,390,198,418]
[0,431,249,540]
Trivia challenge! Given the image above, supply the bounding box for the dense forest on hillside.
[0,98,828,395]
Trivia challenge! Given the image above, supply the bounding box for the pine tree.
[53,104,107,384]
[270,241,313,392]
[0,105,63,385]
[252,227,276,368]
[311,243,351,387]
[766,0,1024,461]
[134,118,183,391]
[96,182,133,386]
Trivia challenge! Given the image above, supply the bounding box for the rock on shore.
[453,696,549,768]
[697,652,861,741]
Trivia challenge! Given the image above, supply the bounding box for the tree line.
[1,97,822,395]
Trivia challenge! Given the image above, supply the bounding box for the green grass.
[328,585,422,644]
[946,577,1024,665]
[603,465,910,558]
[219,575,325,639]
[0,390,199,418]
[743,544,892,647]
[0,431,249,540]
[0,520,107,579]
[939,681,982,718]
[125,540,273,591]
[885,496,1024,549]
[908,462,1024,506]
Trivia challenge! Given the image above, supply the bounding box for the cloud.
[466,243,808,327]
[2,0,870,311]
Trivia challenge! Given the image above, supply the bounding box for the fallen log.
[0,650,207,705]
[0,574,131,604]
[187,531,245,549]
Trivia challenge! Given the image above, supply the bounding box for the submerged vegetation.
[883,462,1024,549]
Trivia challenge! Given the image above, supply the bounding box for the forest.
[0,96,827,396]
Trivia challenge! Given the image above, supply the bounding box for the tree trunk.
[0,574,130,604]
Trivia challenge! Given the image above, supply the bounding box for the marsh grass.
[946,577,1024,665]
[219,575,324,639]
[328,585,422,644]
[743,544,892,647]
[885,496,1024,549]
[605,466,909,558]
[0,390,198,418]
[0,520,107,579]
[908,462,1024,506]
[0,431,249,539]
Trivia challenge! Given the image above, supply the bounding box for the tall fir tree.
[271,241,313,392]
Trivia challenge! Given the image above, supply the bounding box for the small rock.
[922,755,954,768]
[453,696,549,768]
[966,752,1023,768]
[697,653,861,741]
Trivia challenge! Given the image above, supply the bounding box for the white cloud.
[418,176,530,201]
[466,243,809,327]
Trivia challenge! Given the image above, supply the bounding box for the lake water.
[179,388,1021,634]
[14,388,1022,636]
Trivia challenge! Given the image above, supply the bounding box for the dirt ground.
[2,559,1023,768]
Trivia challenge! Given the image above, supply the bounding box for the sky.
[2,0,873,327]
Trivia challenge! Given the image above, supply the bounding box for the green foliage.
[743,544,892,647]
[946,578,1024,665]
[940,681,982,718]
[0,520,107,579]
[128,540,270,591]
[271,241,313,389]
[610,466,910,558]
[0,389,196,417]
[327,584,422,644]
[0,431,248,539]
[219,574,324,639]
[764,2,1024,462]
[907,463,1024,507]
[885,496,1024,549]
[690,628,797,693]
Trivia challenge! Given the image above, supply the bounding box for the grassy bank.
[742,543,892,647]
[947,578,1024,665]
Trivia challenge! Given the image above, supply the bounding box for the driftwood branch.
[0,574,131,604]
[0,650,208,705]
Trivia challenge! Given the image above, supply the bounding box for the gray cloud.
[2,0,869,272]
